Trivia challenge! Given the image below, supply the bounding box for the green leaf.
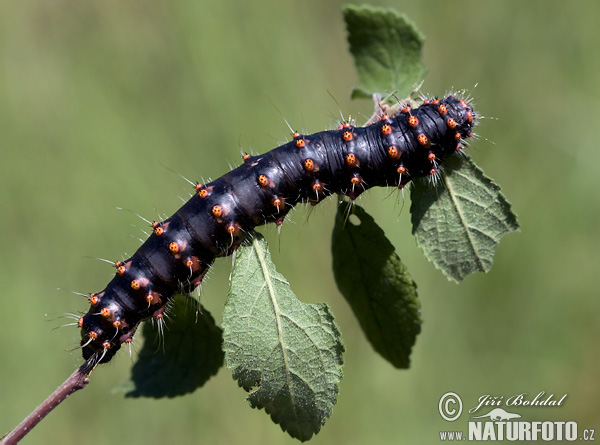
[124,294,224,398]
[332,201,421,369]
[411,155,520,282]
[223,233,344,442]
[344,5,426,99]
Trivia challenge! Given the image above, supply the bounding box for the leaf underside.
[222,233,344,442]
[124,294,224,398]
[332,202,421,369]
[411,156,520,282]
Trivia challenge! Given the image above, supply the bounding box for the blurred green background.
[1,1,598,444]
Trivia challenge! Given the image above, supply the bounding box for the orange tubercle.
[258,174,268,187]
[388,146,400,159]
[303,159,315,172]
[115,261,126,275]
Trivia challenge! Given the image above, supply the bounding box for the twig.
[1,361,94,444]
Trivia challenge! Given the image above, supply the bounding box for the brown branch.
[1,361,94,444]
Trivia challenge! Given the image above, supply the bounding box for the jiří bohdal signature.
[469,391,567,415]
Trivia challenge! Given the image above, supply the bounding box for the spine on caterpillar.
[78,95,476,364]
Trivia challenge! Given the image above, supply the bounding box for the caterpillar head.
[395,95,476,183]
[444,95,476,138]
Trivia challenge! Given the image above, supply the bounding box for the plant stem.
[1,361,94,444]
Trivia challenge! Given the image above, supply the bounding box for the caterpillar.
[78,94,476,364]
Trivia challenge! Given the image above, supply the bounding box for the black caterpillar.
[78,95,476,364]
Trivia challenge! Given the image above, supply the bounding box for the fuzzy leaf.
[223,233,344,442]
[344,5,426,99]
[411,155,520,282]
[332,202,421,369]
[124,294,224,398]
